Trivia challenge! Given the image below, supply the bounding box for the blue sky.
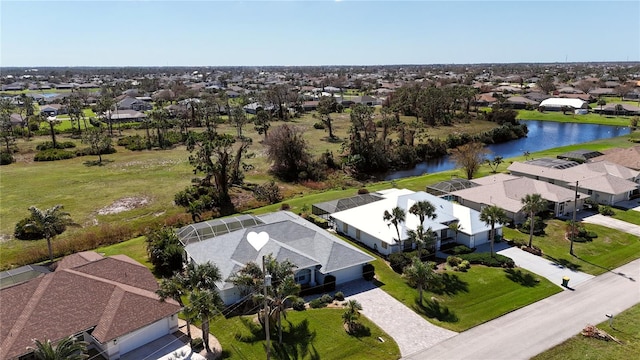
[1,1,639,66]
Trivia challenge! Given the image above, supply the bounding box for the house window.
[343,223,348,233]
[356,229,361,240]
[381,242,388,249]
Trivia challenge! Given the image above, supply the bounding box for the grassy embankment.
[532,303,640,360]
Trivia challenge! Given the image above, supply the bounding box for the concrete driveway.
[497,247,594,288]
[338,280,457,357]
[582,214,640,237]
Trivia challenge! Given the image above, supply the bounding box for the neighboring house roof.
[313,193,383,215]
[590,146,640,171]
[539,98,587,109]
[557,150,604,163]
[331,189,492,242]
[0,252,180,360]
[102,109,147,120]
[589,87,615,96]
[506,96,539,105]
[183,212,374,291]
[507,160,639,193]
[453,175,587,214]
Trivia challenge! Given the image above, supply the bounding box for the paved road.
[498,247,594,288]
[402,258,640,360]
[582,214,640,237]
[339,280,457,356]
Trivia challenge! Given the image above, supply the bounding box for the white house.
[539,97,589,111]
[180,212,374,305]
[330,189,499,255]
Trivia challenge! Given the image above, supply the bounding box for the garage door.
[119,318,169,355]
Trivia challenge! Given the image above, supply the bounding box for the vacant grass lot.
[532,303,640,360]
[503,220,640,276]
[211,308,400,360]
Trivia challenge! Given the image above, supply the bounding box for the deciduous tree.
[451,142,489,179]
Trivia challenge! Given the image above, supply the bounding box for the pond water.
[385,120,631,180]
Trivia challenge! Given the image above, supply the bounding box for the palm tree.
[29,336,88,360]
[383,206,406,252]
[521,193,547,248]
[268,275,300,344]
[409,200,437,225]
[342,299,363,333]
[25,205,75,263]
[406,225,436,253]
[448,222,463,243]
[480,205,509,257]
[597,98,606,115]
[157,275,192,339]
[184,289,223,353]
[403,257,438,304]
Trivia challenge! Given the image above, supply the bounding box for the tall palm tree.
[157,275,192,339]
[521,193,547,248]
[26,205,75,263]
[29,336,88,360]
[342,299,363,333]
[409,200,437,225]
[267,275,300,344]
[184,289,223,353]
[403,257,438,304]
[480,205,509,257]
[383,206,406,252]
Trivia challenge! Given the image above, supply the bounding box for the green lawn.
[340,238,560,332]
[532,303,640,360]
[517,110,633,126]
[611,208,640,226]
[211,308,400,360]
[503,220,640,276]
[95,236,151,270]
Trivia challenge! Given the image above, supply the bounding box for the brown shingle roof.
[0,253,180,359]
[591,146,640,171]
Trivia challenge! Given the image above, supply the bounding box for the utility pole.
[262,255,272,360]
[570,181,578,256]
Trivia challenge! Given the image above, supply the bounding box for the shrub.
[320,293,333,303]
[0,152,14,165]
[35,141,76,151]
[389,252,412,273]
[443,245,475,255]
[254,180,283,204]
[447,256,462,267]
[357,188,369,195]
[313,122,325,129]
[117,135,149,151]
[34,149,75,161]
[362,263,375,281]
[519,216,545,235]
[458,253,515,268]
[306,214,329,229]
[587,231,598,239]
[459,260,471,271]
[309,298,326,309]
[280,203,291,211]
[600,206,614,216]
[323,275,336,292]
[292,298,306,311]
[190,338,204,352]
[334,291,345,301]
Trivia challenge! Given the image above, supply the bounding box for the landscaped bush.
[190,338,204,352]
[0,152,14,165]
[443,245,475,255]
[35,141,76,151]
[34,148,75,161]
[458,253,515,268]
[323,275,336,292]
[587,231,598,239]
[447,256,462,267]
[291,298,306,311]
[357,188,369,194]
[362,263,375,281]
[306,214,329,229]
[309,298,326,309]
[334,291,345,301]
[280,203,291,211]
[389,252,412,273]
[600,206,614,216]
[519,216,545,235]
[74,146,116,157]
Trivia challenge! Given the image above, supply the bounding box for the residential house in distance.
[178,211,374,305]
[117,96,153,111]
[450,174,588,224]
[330,189,499,254]
[508,159,640,205]
[538,98,589,111]
[590,145,640,171]
[101,109,147,122]
[0,252,181,360]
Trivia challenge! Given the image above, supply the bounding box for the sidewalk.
[402,258,640,360]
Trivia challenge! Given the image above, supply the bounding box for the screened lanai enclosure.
[426,178,478,197]
[312,193,383,219]
[176,214,264,246]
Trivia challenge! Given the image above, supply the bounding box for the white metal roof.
[539,98,587,109]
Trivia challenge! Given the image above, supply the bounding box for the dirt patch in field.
[97,196,150,215]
